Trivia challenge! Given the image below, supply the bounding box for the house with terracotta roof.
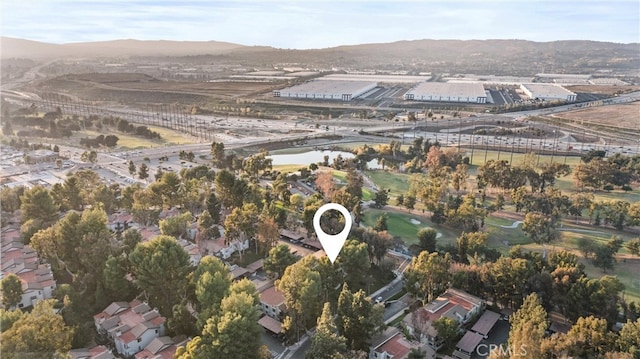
[68,345,116,359]
[134,336,189,359]
[177,239,202,265]
[402,288,484,350]
[259,285,286,319]
[1,229,57,309]
[370,327,433,359]
[94,300,166,357]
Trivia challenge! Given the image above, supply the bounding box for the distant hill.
[0,37,248,59]
[2,37,638,75]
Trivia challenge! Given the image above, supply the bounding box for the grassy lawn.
[272,164,310,173]
[489,216,640,303]
[365,170,411,197]
[465,149,583,168]
[67,126,198,150]
[362,208,460,246]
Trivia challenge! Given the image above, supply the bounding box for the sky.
[1,0,638,49]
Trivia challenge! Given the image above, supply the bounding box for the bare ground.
[550,102,640,129]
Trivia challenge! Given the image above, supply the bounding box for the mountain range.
[2,37,639,75]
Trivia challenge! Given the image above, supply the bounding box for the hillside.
[2,37,639,75]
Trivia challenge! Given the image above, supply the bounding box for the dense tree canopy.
[129,235,192,318]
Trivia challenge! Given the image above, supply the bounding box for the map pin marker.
[313,203,352,263]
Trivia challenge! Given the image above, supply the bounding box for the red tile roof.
[260,285,285,307]
[375,333,412,358]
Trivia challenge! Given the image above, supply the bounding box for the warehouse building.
[273,80,376,101]
[520,84,577,102]
[403,82,487,103]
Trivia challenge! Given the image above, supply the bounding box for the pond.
[269,150,382,169]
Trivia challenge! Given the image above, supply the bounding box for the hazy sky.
[1,0,638,48]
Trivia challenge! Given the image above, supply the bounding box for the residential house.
[134,336,190,359]
[94,300,166,357]
[369,327,434,359]
[177,239,202,266]
[68,345,116,359]
[259,285,286,320]
[203,237,248,259]
[403,288,484,350]
[1,228,57,309]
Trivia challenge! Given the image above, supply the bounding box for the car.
[375,296,384,304]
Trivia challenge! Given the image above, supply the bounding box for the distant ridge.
[1,37,248,59]
[2,37,638,75]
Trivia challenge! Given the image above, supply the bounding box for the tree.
[433,317,460,351]
[616,318,640,357]
[224,203,259,257]
[19,186,58,242]
[372,188,389,208]
[256,217,279,255]
[522,212,557,257]
[128,160,136,176]
[491,257,534,308]
[307,302,347,359]
[203,288,263,358]
[625,238,640,257]
[129,235,192,318]
[197,210,219,242]
[552,316,614,358]
[206,192,222,224]
[404,194,416,211]
[337,240,370,288]
[80,150,97,163]
[373,213,388,232]
[1,186,23,213]
[102,255,137,303]
[416,228,438,253]
[0,300,75,359]
[264,244,297,279]
[455,231,489,263]
[138,162,149,180]
[1,274,23,308]
[591,236,623,273]
[210,141,226,168]
[159,211,193,239]
[276,260,323,342]
[507,293,547,358]
[178,289,263,359]
[404,251,451,303]
[193,256,231,328]
[0,308,23,333]
[336,284,384,351]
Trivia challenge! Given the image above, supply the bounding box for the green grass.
[362,208,460,246]
[272,164,309,173]
[365,170,411,197]
[488,215,640,302]
[466,149,582,168]
[67,126,198,150]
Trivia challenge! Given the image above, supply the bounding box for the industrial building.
[273,80,377,101]
[403,82,487,103]
[520,83,577,102]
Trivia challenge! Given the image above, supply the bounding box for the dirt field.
[550,102,640,129]
[27,73,283,104]
[565,85,640,95]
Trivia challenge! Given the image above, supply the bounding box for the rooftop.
[258,315,283,334]
[259,285,285,307]
[279,80,376,96]
[470,310,500,336]
[406,82,486,98]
